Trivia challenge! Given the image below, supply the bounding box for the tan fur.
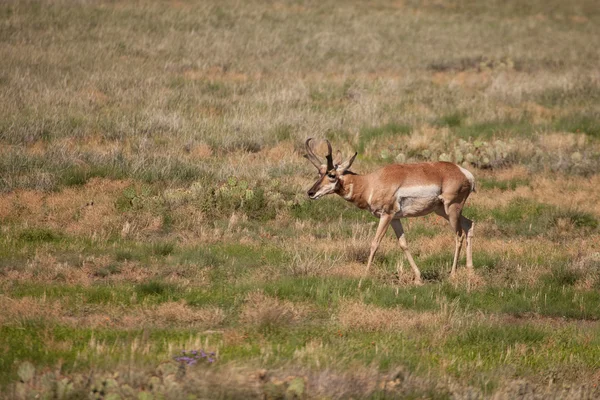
[305,139,475,285]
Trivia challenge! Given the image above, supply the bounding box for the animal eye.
[328,173,336,179]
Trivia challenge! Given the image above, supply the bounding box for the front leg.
[391,219,422,285]
[358,213,394,288]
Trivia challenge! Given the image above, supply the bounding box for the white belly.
[394,185,441,218]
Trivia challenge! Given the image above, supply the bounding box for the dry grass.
[150,302,226,328]
[0,295,225,330]
[336,300,446,333]
[239,291,311,327]
[1,0,600,397]
[0,296,64,325]
[0,178,132,237]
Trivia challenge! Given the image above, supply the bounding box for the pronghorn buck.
[304,138,475,286]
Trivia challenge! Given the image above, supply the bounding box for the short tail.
[458,165,476,193]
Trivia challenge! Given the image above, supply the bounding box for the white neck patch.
[343,183,354,200]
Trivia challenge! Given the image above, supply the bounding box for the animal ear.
[339,152,357,171]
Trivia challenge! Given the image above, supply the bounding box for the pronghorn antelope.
[304,138,475,286]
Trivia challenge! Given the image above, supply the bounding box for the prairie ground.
[1,0,600,398]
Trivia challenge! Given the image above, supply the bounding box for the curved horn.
[304,138,322,170]
[340,152,358,171]
[324,139,334,171]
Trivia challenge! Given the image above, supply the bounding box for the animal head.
[304,138,357,200]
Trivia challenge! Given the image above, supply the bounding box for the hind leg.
[461,215,474,270]
[448,203,465,276]
[435,203,465,277]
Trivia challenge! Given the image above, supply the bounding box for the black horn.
[324,139,334,171]
[304,138,322,170]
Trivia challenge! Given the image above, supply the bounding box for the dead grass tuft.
[188,142,213,159]
[336,300,442,332]
[151,301,225,327]
[326,261,367,279]
[406,125,449,154]
[538,132,588,152]
[0,296,63,325]
[239,291,309,327]
[449,268,486,292]
[0,178,135,238]
[256,142,297,162]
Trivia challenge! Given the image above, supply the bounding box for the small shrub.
[151,242,176,257]
[136,281,177,297]
[199,178,277,221]
[93,264,121,278]
[543,266,581,287]
[553,210,598,230]
[115,185,152,212]
[436,112,464,128]
[453,324,546,347]
[115,249,137,262]
[18,228,63,243]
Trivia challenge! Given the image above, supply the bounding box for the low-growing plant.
[151,241,176,257]
[18,228,63,243]
[136,281,178,298]
[174,349,216,365]
[199,177,277,221]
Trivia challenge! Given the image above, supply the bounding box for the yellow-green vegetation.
[1,0,600,398]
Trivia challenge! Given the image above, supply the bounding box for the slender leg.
[461,216,474,270]
[447,203,465,277]
[391,219,422,285]
[435,204,465,277]
[358,214,393,288]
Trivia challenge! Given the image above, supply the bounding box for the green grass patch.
[6,283,135,306]
[199,178,277,221]
[452,119,535,139]
[18,228,64,243]
[478,177,530,191]
[59,164,126,187]
[541,265,581,287]
[552,209,598,229]
[358,122,411,153]
[0,323,220,386]
[553,114,600,138]
[150,241,176,257]
[291,197,370,222]
[441,284,600,320]
[435,112,465,128]
[136,280,178,298]
[464,198,598,237]
[453,324,547,347]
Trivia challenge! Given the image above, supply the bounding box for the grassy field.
[1,0,600,398]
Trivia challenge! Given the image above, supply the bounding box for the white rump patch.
[458,166,476,192]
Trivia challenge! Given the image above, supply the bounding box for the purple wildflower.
[174,349,216,366]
